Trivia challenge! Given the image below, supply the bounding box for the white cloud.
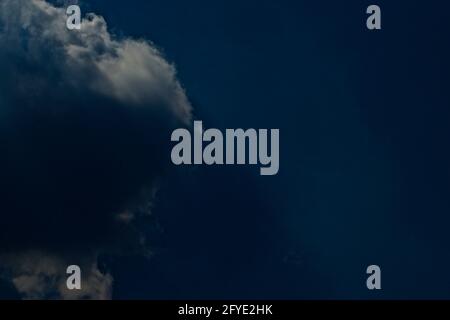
[0,0,191,122]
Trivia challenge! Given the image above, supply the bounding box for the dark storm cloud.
[0,0,191,298]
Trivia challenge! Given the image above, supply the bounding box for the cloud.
[0,0,192,299]
[0,0,191,121]
[1,251,113,300]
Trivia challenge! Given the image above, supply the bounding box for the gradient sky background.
[1,0,450,299]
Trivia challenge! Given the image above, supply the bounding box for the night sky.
[1,0,450,299]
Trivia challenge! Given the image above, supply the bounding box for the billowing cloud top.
[0,0,191,121]
[0,0,192,299]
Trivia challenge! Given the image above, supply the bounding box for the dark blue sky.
[84,0,450,299]
[3,0,450,299]
[85,0,450,299]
